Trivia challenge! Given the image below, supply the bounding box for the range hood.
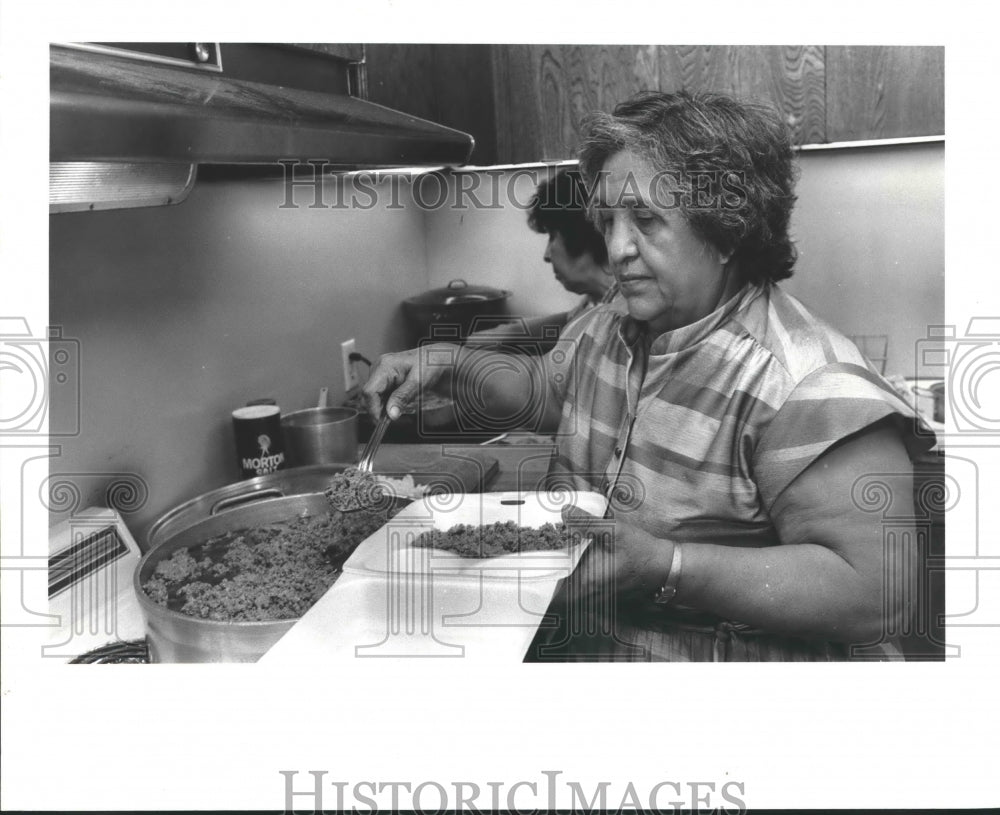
[50,43,475,210]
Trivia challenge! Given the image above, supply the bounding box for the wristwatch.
[652,544,683,606]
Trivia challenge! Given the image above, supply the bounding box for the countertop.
[422,435,558,492]
[351,434,558,492]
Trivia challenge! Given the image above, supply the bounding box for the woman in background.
[465,168,618,353]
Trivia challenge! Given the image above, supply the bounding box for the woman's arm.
[678,421,916,642]
[463,312,571,350]
[363,342,559,428]
[566,421,917,644]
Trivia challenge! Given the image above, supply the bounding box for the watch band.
[652,544,683,605]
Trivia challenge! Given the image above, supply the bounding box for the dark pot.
[930,382,945,423]
[402,279,512,344]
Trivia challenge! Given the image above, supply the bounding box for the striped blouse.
[545,282,935,544]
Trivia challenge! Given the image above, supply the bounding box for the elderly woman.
[364,90,933,661]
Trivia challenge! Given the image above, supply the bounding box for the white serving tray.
[342,490,608,582]
[263,490,608,663]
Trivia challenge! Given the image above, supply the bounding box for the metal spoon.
[357,411,391,473]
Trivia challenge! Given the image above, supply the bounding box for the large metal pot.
[136,493,326,662]
[146,464,352,551]
[402,278,512,344]
[136,466,405,662]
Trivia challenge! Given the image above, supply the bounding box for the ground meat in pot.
[142,505,400,622]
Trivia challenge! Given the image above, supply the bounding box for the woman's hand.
[561,504,676,607]
[361,343,456,420]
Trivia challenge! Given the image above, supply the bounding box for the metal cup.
[281,406,359,466]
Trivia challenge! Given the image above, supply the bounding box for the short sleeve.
[543,308,585,406]
[753,362,937,510]
[541,304,618,408]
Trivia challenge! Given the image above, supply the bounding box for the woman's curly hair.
[578,90,798,285]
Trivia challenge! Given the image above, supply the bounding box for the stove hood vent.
[50,43,474,210]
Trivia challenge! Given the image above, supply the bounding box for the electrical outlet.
[341,338,359,391]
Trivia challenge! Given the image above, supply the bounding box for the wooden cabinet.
[289,42,364,62]
[826,45,945,141]
[363,44,944,165]
[365,44,498,165]
[221,44,943,163]
[492,45,828,160]
[658,45,827,145]
[492,45,660,162]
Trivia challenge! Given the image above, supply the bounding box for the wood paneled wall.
[658,45,827,144]
[365,43,498,165]
[825,46,946,141]
[364,44,944,165]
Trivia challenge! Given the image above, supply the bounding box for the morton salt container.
[232,403,287,479]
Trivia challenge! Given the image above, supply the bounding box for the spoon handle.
[357,413,391,473]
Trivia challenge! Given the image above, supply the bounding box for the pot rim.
[145,463,354,551]
[281,405,358,428]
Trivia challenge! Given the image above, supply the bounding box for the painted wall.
[784,142,943,378]
[425,143,944,377]
[49,174,431,543]
[424,168,587,320]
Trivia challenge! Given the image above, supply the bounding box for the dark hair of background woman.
[527,168,609,266]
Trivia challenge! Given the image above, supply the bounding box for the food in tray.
[324,466,429,511]
[142,505,401,622]
[412,520,577,558]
